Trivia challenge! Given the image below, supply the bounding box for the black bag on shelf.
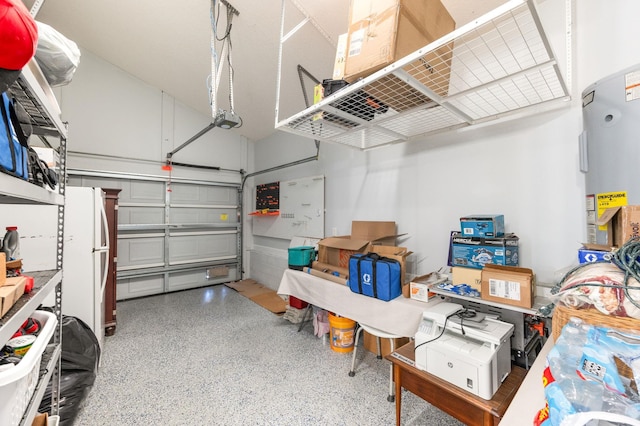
[321,79,388,122]
[28,147,58,189]
[0,92,29,180]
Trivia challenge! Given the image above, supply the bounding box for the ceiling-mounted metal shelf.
[11,59,67,141]
[275,0,570,151]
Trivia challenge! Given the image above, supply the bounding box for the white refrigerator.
[62,187,110,349]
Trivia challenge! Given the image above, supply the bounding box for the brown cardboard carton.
[369,245,412,285]
[351,221,397,244]
[481,265,535,309]
[344,0,455,109]
[0,253,5,287]
[452,266,482,292]
[332,33,349,80]
[318,237,371,269]
[318,221,398,269]
[596,205,640,247]
[0,276,26,317]
[363,330,409,357]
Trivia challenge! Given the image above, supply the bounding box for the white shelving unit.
[0,58,68,425]
[275,0,570,150]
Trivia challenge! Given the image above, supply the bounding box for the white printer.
[414,302,514,400]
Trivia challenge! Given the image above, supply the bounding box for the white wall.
[57,49,247,183]
[247,0,640,287]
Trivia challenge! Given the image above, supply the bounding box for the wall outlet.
[332,227,338,236]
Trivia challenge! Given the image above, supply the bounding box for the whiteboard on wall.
[252,175,324,240]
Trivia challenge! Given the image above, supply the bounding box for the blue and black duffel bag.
[0,91,29,180]
[348,252,401,301]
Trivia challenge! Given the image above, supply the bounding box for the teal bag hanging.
[0,92,29,180]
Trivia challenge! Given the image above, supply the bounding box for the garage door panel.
[169,207,237,224]
[169,233,237,264]
[124,181,165,203]
[118,237,165,269]
[170,183,236,205]
[167,266,238,292]
[117,275,164,300]
[120,206,165,225]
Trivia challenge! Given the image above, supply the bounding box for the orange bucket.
[328,312,355,353]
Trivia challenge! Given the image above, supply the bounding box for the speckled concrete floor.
[74,285,464,425]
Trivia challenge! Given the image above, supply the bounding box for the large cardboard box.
[363,330,409,357]
[369,245,412,285]
[451,266,482,292]
[596,205,640,247]
[318,221,396,269]
[460,215,505,238]
[344,0,455,109]
[0,276,26,317]
[449,232,519,270]
[481,265,534,309]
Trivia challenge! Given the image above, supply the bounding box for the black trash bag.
[38,315,101,425]
[39,370,95,425]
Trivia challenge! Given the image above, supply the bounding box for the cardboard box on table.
[480,265,535,309]
[449,232,519,270]
[318,221,397,270]
[343,0,455,111]
[596,205,640,248]
[452,266,483,292]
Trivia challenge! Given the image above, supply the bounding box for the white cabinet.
[0,58,67,425]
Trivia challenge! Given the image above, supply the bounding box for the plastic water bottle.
[2,226,20,260]
[547,318,604,417]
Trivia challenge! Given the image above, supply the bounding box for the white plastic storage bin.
[0,310,58,426]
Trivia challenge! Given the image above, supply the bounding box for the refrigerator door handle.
[98,199,110,302]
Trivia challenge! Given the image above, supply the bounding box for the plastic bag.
[38,315,100,425]
[540,318,640,425]
[34,21,81,87]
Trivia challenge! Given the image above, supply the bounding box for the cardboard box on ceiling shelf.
[480,264,535,309]
[318,221,397,269]
[343,0,456,112]
[596,205,640,248]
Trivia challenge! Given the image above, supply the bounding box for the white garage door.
[68,173,240,300]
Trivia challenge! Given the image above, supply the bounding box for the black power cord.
[414,308,473,351]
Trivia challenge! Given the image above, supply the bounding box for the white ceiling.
[24,0,505,142]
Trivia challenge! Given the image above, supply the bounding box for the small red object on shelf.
[248,209,279,216]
